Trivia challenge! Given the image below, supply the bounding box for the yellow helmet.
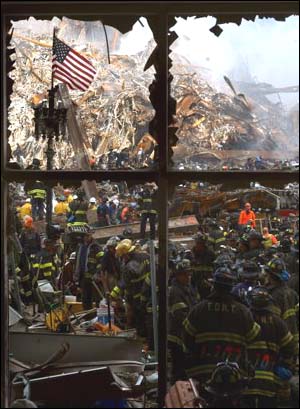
[115,239,136,257]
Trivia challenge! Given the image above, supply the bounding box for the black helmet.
[204,361,246,398]
[280,238,291,253]
[248,230,263,241]
[213,267,236,288]
[184,249,193,261]
[266,257,290,281]
[213,254,233,269]
[239,260,260,280]
[246,286,273,310]
[175,259,192,274]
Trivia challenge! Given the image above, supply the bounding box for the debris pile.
[171,60,299,170]
[8,25,156,169]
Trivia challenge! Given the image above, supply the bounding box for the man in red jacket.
[238,202,256,229]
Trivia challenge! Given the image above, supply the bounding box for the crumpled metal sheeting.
[171,63,298,168]
[8,30,155,169]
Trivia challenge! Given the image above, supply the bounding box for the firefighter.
[242,286,296,409]
[115,239,150,336]
[19,216,41,258]
[232,260,262,304]
[139,185,158,240]
[74,232,103,310]
[190,232,215,299]
[68,190,89,227]
[17,251,34,305]
[32,239,59,289]
[266,258,299,348]
[288,233,299,295]
[27,180,47,221]
[182,266,261,383]
[168,259,199,382]
[238,202,256,230]
[243,230,265,260]
[206,219,226,251]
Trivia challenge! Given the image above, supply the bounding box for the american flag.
[52,35,96,91]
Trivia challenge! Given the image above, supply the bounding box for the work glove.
[274,365,293,381]
[280,271,291,282]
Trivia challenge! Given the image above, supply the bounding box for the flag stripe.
[53,72,77,90]
[53,66,87,91]
[68,50,96,74]
[62,56,95,81]
[52,35,96,92]
[53,59,91,87]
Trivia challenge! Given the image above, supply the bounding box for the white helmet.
[73,194,78,200]
[89,197,97,203]
[25,198,31,203]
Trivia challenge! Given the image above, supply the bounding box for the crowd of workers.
[10,180,299,408]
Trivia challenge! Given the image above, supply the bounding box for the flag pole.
[51,27,57,90]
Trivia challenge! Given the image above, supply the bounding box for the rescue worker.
[74,231,103,310]
[109,200,119,225]
[243,230,265,260]
[288,233,299,295]
[168,259,199,382]
[17,251,34,305]
[182,266,261,383]
[207,219,226,251]
[27,180,47,221]
[190,232,215,299]
[232,260,262,304]
[97,196,110,227]
[19,216,41,258]
[120,203,134,224]
[32,239,59,289]
[88,197,97,211]
[68,190,89,227]
[242,286,296,408]
[54,195,69,216]
[57,252,77,295]
[262,226,279,249]
[115,239,150,336]
[139,184,158,240]
[266,258,299,348]
[238,202,256,230]
[18,198,32,220]
[100,237,121,292]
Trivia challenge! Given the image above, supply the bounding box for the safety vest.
[141,198,157,214]
[28,188,46,200]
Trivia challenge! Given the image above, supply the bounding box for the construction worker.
[27,180,47,221]
[139,185,158,240]
[168,259,199,382]
[242,286,296,408]
[19,216,41,258]
[238,203,256,230]
[115,239,150,336]
[88,197,97,211]
[190,232,215,299]
[32,239,59,289]
[266,258,299,347]
[68,190,89,227]
[262,226,279,249]
[182,266,261,383]
[54,195,69,216]
[74,231,104,310]
[18,198,32,220]
[97,196,110,227]
[232,260,262,304]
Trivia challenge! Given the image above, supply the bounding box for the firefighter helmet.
[266,258,290,281]
[115,239,136,257]
[248,230,263,241]
[69,252,76,260]
[213,267,236,287]
[204,361,245,398]
[246,286,273,310]
[106,237,120,248]
[213,254,233,269]
[239,260,260,280]
[89,197,97,203]
[175,259,192,273]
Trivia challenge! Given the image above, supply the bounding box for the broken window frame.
[1,2,298,407]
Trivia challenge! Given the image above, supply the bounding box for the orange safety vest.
[238,210,256,227]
